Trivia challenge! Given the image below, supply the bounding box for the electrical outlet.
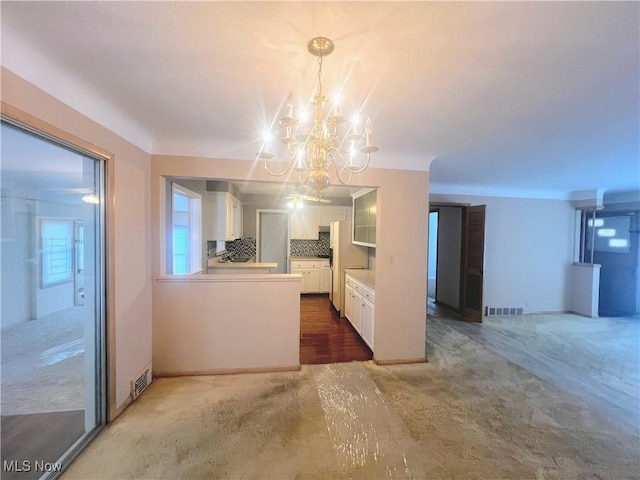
[389,255,394,264]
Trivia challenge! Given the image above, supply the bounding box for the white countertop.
[290,256,331,261]
[345,268,375,289]
[207,257,277,270]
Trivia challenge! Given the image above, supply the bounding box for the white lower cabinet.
[292,259,329,293]
[345,273,375,350]
[361,299,374,349]
[320,264,331,293]
[344,284,354,325]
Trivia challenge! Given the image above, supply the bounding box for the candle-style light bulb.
[365,117,373,147]
[352,113,361,136]
[286,92,294,119]
[349,146,356,167]
[295,149,306,171]
[298,107,309,125]
[333,94,341,116]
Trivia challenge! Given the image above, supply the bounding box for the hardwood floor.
[300,294,373,364]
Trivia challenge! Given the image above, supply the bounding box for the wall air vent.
[485,307,524,316]
[131,364,152,400]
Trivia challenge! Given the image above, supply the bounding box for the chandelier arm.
[325,151,352,186]
[335,144,355,155]
[263,155,298,177]
[332,162,354,185]
[286,143,299,155]
[298,169,307,186]
[327,128,340,145]
[343,152,373,174]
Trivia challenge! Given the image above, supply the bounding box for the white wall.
[435,207,462,309]
[1,197,34,327]
[569,263,600,317]
[430,193,575,313]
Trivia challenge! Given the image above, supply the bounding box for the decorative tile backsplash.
[208,232,330,258]
[225,237,257,257]
[290,232,330,257]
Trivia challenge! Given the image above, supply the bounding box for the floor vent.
[131,365,152,400]
[486,307,524,316]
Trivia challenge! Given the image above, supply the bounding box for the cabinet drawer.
[291,261,320,269]
[362,287,375,304]
[345,275,355,288]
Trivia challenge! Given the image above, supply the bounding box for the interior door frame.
[428,207,439,302]
[1,104,113,480]
[256,209,290,273]
[460,205,486,322]
[1,102,115,421]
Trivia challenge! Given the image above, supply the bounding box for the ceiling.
[2,1,639,199]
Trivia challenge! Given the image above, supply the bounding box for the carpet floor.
[62,314,639,479]
[1,306,85,415]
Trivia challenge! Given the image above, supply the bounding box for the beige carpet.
[63,317,639,479]
[1,306,85,415]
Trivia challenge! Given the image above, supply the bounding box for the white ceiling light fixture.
[281,187,332,209]
[81,193,100,204]
[286,195,305,210]
[258,37,378,196]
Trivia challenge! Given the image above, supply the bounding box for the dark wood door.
[461,205,485,322]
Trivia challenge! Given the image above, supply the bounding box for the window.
[41,219,73,286]
[171,184,202,274]
[586,215,631,253]
[579,210,633,262]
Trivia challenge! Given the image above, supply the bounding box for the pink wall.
[2,68,153,414]
[153,275,301,374]
[152,156,429,363]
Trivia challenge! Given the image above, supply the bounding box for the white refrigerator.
[330,221,368,316]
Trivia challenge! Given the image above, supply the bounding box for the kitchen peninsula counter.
[207,257,277,273]
[290,256,330,260]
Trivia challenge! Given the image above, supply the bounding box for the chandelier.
[258,37,378,195]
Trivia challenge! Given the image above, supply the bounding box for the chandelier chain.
[317,55,323,97]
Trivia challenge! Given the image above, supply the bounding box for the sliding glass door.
[0,120,106,479]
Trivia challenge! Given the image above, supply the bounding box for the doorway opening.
[428,203,486,322]
[428,210,438,301]
[257,210,289,274]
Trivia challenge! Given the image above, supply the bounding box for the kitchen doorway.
[257,210,289,274]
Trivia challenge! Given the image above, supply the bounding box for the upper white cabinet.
[317,206,351,227]
[290,205,352,240]
[291,208,318,240]
[352,189,377,247]
[206,192,243,241]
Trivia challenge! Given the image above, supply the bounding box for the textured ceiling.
[2,1,639,198]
